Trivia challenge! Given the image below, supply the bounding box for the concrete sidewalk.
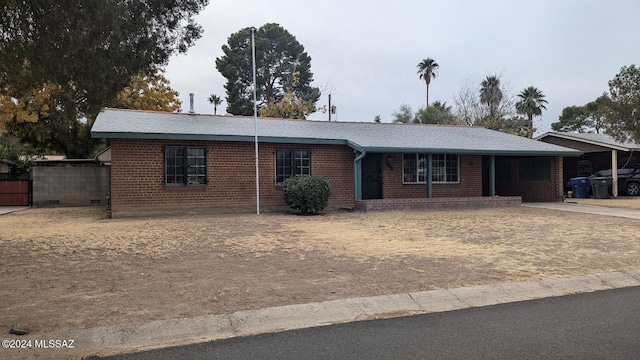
[523,202,640,220]
[0,206,29,216]
[18,269,640,358]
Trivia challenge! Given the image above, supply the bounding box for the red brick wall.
[382,154,483,198]
[496,156,564,202]
[110,139,354,216]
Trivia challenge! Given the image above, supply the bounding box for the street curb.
[22,269,640,357]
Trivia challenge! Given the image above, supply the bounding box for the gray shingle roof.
[537,132,640,151]
[92,108,581,156]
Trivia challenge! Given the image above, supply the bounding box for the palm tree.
[417,58,439,108]
[515,86,547,138]
[207,94,223,115]
[479,75,502,120]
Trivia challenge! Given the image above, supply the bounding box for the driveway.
[523,201,640,220]
[0,206,29,216]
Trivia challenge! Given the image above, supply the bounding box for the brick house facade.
[110,139,355,216]
[92,109,579,216]
[495,156,564,202]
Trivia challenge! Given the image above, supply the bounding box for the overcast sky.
[165,0,640,135]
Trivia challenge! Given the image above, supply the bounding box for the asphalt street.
[102,286,640,360]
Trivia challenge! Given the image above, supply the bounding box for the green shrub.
[281,175,332,214]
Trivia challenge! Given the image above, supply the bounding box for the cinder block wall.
[109,139,355,217]
[382,154,483,198]
[32,165,111,207]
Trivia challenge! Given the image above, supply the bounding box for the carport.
[537,132,640,197]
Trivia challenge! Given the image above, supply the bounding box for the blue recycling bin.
[570,177,590,198]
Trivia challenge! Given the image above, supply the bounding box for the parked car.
[590,166,640,196]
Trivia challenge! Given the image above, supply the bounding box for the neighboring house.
[91,108,580,217]
[0,159,16,175]
[537,132,640,196]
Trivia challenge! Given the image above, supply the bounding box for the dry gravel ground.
[1,203,640,357]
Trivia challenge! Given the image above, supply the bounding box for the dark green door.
[482,155,490,196]
[362,154,383,200]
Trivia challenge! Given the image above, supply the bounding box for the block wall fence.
[32,164,110,207]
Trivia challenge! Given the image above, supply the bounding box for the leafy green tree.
[110,69,182,112]
[374,115,381,123]
[479,75,503,120]
[605,64,640,143]
[475,116,529,137]
[417,58,439,108]
[393,101,457,125]
[259,92,316,119]
[414,101,458,125]
[584,95,610,134]
[0,139,34,174]
[0,0,208,157]
[3,69,184,156]
[216,23,320,118]
[551,106,588,133]
[207,94,223,115]
[392,104,414,123]
[2,84,94,156]
[515,86,547,138]
[552,95,611,134]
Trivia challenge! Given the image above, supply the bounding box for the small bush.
[281,175,332,214]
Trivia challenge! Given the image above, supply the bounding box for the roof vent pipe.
[189,93,195,115]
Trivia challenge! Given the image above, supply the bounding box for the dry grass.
[3,206,640,277]
[2,205,640,359]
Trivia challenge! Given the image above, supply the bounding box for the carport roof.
[536,132,640,152]
[92,108,581,156]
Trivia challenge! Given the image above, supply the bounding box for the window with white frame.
[275,149,310,183]
[403,153,459,184]
[164,146,207,185]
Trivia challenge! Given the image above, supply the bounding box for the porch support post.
[612,149,618,197]
[427,154,433,198]
[490,155,496,197]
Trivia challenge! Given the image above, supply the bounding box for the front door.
[362,154,383,200]
[482,155,490,196]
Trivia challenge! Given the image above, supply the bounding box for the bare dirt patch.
[1,206,640,357]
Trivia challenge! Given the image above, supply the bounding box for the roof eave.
[536,132,632,152]
[92,132,582,156]
[91,131,348,146]
[359,146,582,157]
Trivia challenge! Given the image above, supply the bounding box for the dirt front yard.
[1,206,640,341]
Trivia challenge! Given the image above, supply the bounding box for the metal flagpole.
[252,27,260,215]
